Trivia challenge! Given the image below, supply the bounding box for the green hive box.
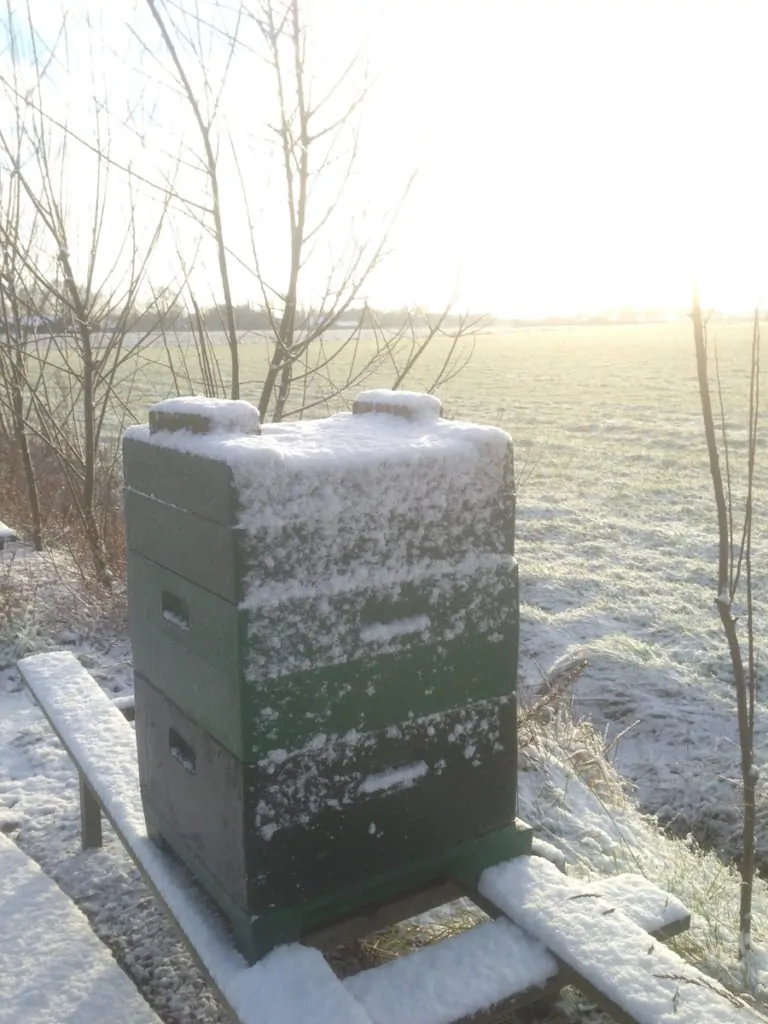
[123,391,531,961]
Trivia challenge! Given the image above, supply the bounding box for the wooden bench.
[18,649,760,1024]
[481,856,766,1023]
[0,519,18,551]
[0,831,161,1023]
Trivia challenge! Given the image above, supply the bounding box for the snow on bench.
[343,869,691,1024]
[480,856,765,1024]
[17,651,371,1024]
[0,832,161,1024]
[586,872,690,941]
[0,519,18,550]
[345,916,557,1024]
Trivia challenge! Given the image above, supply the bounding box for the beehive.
[123,391,531,960]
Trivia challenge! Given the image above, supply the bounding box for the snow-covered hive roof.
[124,390,515,590]
[131,389,504,476]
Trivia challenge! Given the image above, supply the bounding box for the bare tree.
[0,141,44,549]
[0,3,175,582]
[143,0,242,399]
[0,0,480,584]
[143,0,478,422]
[691,293,759,957]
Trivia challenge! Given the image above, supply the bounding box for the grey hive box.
[123,390,531,960]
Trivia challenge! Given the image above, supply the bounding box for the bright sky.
[4,0,768,317]
[358,0,768,316]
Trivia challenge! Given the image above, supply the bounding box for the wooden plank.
[18,649,706,1024]
[586,872,691,941]
[0,832,162,1023]
[112,693,136,721]
[480,855,766,1024]
[0,519,16,538]
[123,433,239,526]
[396,867,692,1024]
[0,519,17,551]
[344,916,558,1024]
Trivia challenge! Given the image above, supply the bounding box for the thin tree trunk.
[59,242,111,586]
[691,292,756,955]
[143,0,240,399]
[10,353,43,551]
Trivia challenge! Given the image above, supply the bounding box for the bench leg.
[79,773,102,849]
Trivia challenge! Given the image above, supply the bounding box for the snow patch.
[345,916,556,1024]
[352,389,443,422]
[149,395,261,435]
[162,609,190,631]
[0,833,162,1023]
[360,615,430,643]
[358,761,428,795]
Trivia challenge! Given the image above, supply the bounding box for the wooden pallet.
[0,519,17,551]
[18,650,764,1024]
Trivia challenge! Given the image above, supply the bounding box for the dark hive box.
[124,391,531,960]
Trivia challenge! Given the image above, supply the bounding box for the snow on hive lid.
[352,389,442,422]
[149,395,261,436]
[129,390,509,475]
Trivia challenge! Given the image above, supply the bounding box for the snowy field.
[3,320,768,1021]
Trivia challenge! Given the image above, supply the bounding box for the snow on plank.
[17,651,372,1024]
[344,868,693,1024]
[587,872,690,939]
[0,520,17,547]
[480,856,765,1024]
[0,832,161,1024]
[344,915,557,1024]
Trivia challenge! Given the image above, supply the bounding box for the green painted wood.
[136,676,522,925]
[123,434,516,586]
[128,550,516,680]
[243,637,518,754]
[502,445,516,556]
[127,553,247,668]
[130,631,245,758]
[125,485,513,600]
[133,629,516,763]
[128,545,518,761]
[79,773,103,850]
[123,435,239,526]
[125,420,526,964]
[125,488,247,601]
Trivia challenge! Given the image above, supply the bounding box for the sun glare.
[353,0,768,315]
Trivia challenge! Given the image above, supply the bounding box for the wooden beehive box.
[123,391,531,960]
